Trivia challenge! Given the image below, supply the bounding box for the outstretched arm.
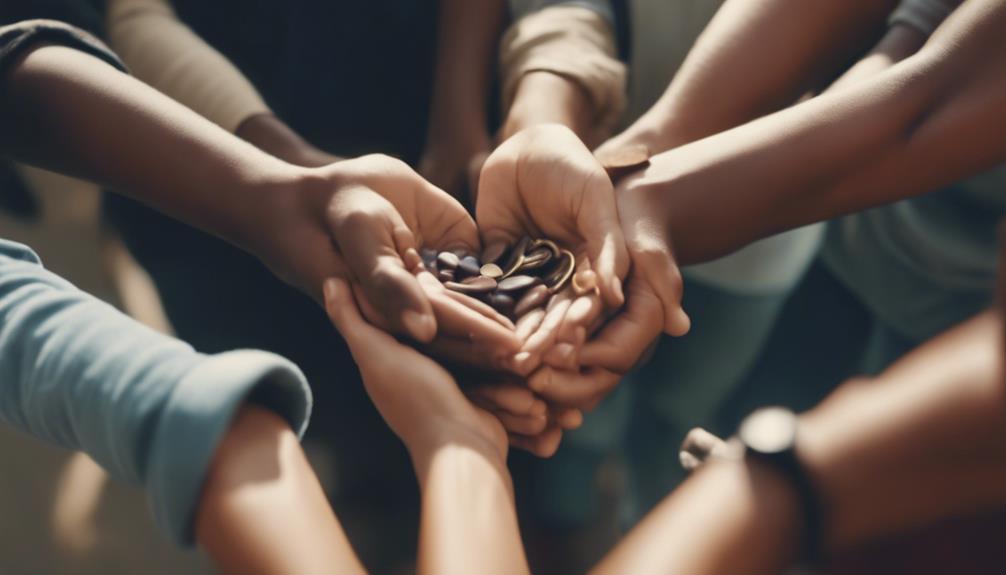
[324,278,530,574]
[602,0,897,155]
[623,0,1006,266]
[594,310,1006,575]
[197,406,365,575]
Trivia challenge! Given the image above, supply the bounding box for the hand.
[256,154,520,354]
[476,124,630,371]
[323,277,508,460]
[526,170,691,411]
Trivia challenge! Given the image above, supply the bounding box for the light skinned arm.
[323,277,533,573]
[568,0,1005,398]
[600,0,899,156]
[624,0,1006,266]
[0,42,520,353]
[106,0,338,166]
[595,310,1006,575]
[196,406,366,575]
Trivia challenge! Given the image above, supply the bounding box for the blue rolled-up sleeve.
[0,239,312,546]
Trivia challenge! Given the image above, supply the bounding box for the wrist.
[408,420,508,483]
[502,71,595,142]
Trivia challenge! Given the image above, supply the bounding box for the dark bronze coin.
[480,263,504,279]
[544,251,575,292]
[497,274,540,293]
[517,248,552,271]
[437,251,460,269]
[445,277,497,294]
[481,242,508,265]
[529,238,561,258]
[596,144,650,170]
[499,236,532,279]
[514,284,550,317]
[459,255,481,277]
[490,293,515,316]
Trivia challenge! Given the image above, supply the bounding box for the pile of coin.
[421,236,577,319]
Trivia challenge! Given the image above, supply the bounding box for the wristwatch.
[738,406,824,563]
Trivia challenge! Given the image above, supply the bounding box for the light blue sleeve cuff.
[145,350,312,546]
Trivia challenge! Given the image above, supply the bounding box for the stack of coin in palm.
[421,236,584,321]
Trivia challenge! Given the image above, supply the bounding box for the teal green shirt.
[823,165,1006,341]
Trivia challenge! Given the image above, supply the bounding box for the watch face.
[739,407,798,454]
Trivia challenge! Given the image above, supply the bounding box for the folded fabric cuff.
[501,5,626,137]
[145,349,312,546]
[888,0,957,36]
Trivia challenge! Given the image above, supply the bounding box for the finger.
[553,406,583,430]
[679,451,703,472]
[579,283,664,374]
[528,366,621,408]
[509,425,563,458]
[633,245,691,337]
[522,291,573,357]
[466,401,548,436]
[331,196,436,342]
[439,286,516,330]
[578,172,629,308]
[323,278,401,360]
[555,290,603,348]
[680,428,729,462]
[542,342,578,370]
[466,383,546,417]
[422,337,515,372]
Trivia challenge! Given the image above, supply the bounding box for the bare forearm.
[501,71,595,142]
[196,407,365,575]
[426,0,504,148]
[632,0,1006,265]
[593,459,800,575]
[414,438,528,575]
[801,312,1006,551]
[0,45,303,253]
[624,0,896,152]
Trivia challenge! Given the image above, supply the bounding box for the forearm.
[623,0,897,152]
[634,0,1006,265]
[197,407,365,575]
[106,0,270,133]
[593,459,801,575]
[425,0,503,150]
[800,312,1006,551]
[413,436,529,575]
[499,4,623,144]
[500,71,594,142]
[0,44,304,253]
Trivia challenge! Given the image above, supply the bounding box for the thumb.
[330,196,437,343]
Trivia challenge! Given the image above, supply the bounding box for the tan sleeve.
[888,0,959,36]
[105,0,270,133]
[500,5,627,135]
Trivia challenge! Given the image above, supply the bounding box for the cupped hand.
[523,169,692,411]
[258,154,519,354]
[323,277,508,460]
[476,124,629,311]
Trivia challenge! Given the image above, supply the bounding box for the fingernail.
[402,309,435,341]
[323,278,338,302]
[555,343,575,361]
[512,351,535,373]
